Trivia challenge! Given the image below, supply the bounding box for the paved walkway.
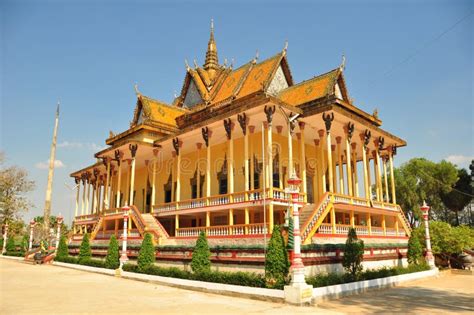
[0,258,472,314]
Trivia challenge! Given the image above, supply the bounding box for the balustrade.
[175,223,268,237]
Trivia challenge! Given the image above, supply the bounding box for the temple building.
[70,23,410,273]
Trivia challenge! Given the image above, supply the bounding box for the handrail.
[300,192,331,241]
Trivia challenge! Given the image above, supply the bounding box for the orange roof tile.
[138,95,187,127]
[212,63,252,103]
[278,69,340,106]
[236,54,282,98]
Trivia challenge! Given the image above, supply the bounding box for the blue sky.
[1,0,472,225]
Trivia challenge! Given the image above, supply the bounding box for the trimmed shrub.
[265,225,289,289]
[407,233,423,265]
[79,258,107,268]
[342,228,364,280]
[78,233,92,263]
[55,256,78,264]
[20,235,29,254]
[137,233,155,273]
[105,235,120,269]
[306,263,430,288]
[191,231,211,274]
[56,236,69,260]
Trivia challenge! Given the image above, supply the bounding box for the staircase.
[90,217,104,240]
[141,213,169,244]
[397,205,412,236]
[300,193,333,244]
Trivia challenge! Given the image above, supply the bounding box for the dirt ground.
[0,258,472,314]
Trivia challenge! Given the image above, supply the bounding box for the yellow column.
[196,144,201,199]
[124,160,131,205]
[202,127,211,202]
[228,209,234,235]
[129,144,138,206]
[336,136,344,195]
[240,114,250,234]
[351,143,359,197]
[298,122,307,201]
[345,126,353,196]
[389,146,397,204]
[85,175,90,214]
[382,215,386,236]
[383,156,390,203]
[367,213,372,235]
[287,123,294,179]
[115,153,122,208]
[74,177,80,217]
[151,149,159,208]
[249,126,255,191]
[104,158,111,209]
[318,130,326,193]
[350,210,355,228]
[175,214,179,236]
[372,150,381,202]
[206,212,210,227]
[81,174,87,215]
[331,145,337,193]
[267,121,274,232]
[331,207,336,234]
[366,149,372,200]
[395,219,399,235]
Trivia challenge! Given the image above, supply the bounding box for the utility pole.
[43,102,60,237]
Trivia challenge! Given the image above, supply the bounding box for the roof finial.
[223,58,228,67]
[184,59,190,71]
[230,58,234,70]
[340,54,346,71]
[282,40,288,56]
[134,82,141,96]
[193,59,199,69]
[204,19,219,72]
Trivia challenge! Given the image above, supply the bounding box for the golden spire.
[204,19,219,76]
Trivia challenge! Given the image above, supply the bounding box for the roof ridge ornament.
[134,82,141,96]
[184,59,190,71]
[252,50,259,64]
[193,59,199,69]
[340,54,346,71]
[282,40,288,56]
[204,18,219,72]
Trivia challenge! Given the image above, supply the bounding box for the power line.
[357,10,474,93]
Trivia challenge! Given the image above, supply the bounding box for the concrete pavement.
[0,258,472,314]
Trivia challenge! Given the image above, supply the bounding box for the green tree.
[105,235,120,269]
[342,228,364,280]
[265,225,289,288]
[137,233,155,273]
[441,169,472,226]
[412,221,474,257]
[394,158,458,226]
[407,233,423,265]
[56,235,69,260]
[191,231,211,274]
[78,233,92,263]
[0,153,35,224]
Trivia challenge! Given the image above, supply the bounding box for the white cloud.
[58,141,105,151]
[35,159,66,169]
[446,155,473,166]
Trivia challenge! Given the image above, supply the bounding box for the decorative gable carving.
[183,79,203,108]
[267,66,289,96]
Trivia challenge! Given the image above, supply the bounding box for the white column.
[129,144,138,206]
[74,177,80,218]
[29,220,35,251]
[151,149,159,207]
[55,215,63,254]
[104,158,111,209]
[2,223,8,254]
[119,209,129,269]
